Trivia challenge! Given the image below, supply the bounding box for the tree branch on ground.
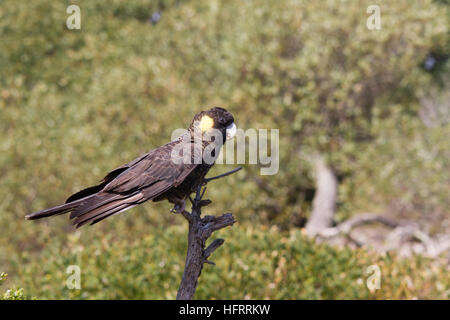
[314,212,450,258]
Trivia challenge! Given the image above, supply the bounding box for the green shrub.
[7,225,449,299]
[0,0,447,230]
[1,272,28,300]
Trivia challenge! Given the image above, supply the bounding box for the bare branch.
[176,167,240,300]
[204,239,225,261]
[203,166,242,183]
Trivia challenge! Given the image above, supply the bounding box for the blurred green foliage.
[0,0,448,299]
[1,272,27,300]
[8,226,450,299]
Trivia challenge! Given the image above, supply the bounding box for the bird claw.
[170,200,186,214]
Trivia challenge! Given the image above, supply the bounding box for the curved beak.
[226,122,237,140]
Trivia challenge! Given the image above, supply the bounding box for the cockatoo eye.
[226,122,237,140]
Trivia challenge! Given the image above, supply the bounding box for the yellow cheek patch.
[200,115,214,132]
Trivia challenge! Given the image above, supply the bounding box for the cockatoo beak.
[226,122,237,140]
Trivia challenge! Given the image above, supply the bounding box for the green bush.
[0,272,28,300]
[0,0,447,230]
[8,225,449,299]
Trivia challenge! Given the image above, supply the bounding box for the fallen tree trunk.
[305,155,338,236]
[315,212,450,258]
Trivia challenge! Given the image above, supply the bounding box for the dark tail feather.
[26,182,107,221]
[71,192,144,228]
[74,203,131,228]
[25,196,89,220]
[26,190,144,228]
[65,183,106,203]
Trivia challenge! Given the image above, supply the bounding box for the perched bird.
[25,107,236,228]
